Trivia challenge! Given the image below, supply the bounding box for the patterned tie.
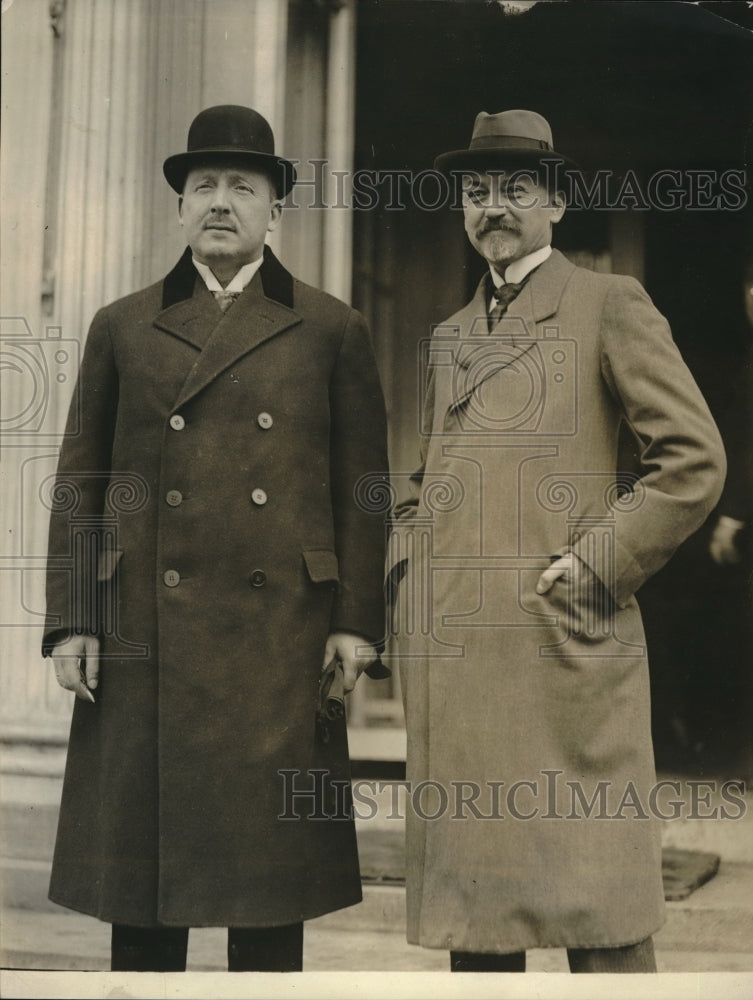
[214,290,240,312]
[487,276,529,332]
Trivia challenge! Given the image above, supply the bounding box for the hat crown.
[432,107,578,175]
[185,104,276,156]
[471,110,553,150]
[163,104,296,196]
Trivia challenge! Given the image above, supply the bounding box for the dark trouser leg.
[567,936,656,973]
[111,924,189,972]
[227,922,304,972]
[450,949,526,972]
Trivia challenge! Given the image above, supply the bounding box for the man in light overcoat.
[389,109,726,973]
[44,105,389,972]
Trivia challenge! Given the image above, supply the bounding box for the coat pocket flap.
[97,548,123,582]
[302,549,340,583]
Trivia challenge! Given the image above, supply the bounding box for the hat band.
[469,134,553,151]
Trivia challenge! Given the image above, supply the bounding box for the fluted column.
[200,0,289,261]
[139,0,205,286]
[0,0,153,741]
[322,0,356,303]
[0,0,58,739]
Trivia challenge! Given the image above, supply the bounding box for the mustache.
[203,214,236,230]
[478,222,520,237]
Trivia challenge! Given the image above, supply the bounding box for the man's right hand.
[51,636,99,702]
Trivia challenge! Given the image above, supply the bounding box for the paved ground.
[3,883,753,1000]
[3,902,753,973]
[3,776,753,996]
[3,864,753,973]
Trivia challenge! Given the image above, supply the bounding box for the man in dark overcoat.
[44,105,389,972]
[388,110,726,973]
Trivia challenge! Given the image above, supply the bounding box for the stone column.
[1,0,158,910]
[322,0,357,304]
[1,0,152,744]
[1,0,59,745]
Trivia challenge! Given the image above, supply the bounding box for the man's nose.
[210,184,231,212]
[482,189,508,216]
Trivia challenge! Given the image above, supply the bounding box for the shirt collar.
[192,255,264,294]
[489,245,552,289]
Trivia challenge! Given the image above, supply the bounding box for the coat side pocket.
[302,548,340,584]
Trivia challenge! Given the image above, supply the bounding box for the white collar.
[192,255,264,294]
[489,245,552,289]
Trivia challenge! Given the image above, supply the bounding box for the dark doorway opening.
[352,0,753,777]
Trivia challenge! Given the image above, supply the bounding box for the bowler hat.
[163,105,296,197]
[434,109,579,174]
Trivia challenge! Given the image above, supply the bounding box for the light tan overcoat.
[389,249,725,952]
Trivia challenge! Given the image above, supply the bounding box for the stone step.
[343,864,753,954]
[2,904,753,975]
[3,861,752,972]
[3,755,752,974]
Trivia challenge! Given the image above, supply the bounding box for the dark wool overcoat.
[388,249,726,953]
[44,246,389,928]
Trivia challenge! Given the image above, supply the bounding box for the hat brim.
[434,147,580,177]
[163,149,297,197]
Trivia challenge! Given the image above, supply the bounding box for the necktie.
[487,276,529,332]
[214,290,240,312]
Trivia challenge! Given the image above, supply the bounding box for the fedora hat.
[163,105,296,197]
[434,109,579,174]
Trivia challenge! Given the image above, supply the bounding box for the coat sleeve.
[715,349,753,523]
[393,359,437,522]
[383,352,437,596]
[43,308,119,655]
[328,308,390,645]
[570,276,727,607]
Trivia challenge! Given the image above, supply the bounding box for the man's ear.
[177,195,184,224]
[267,199,283,233]
[550,190,566,225]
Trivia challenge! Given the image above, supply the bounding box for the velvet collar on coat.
[161,244,295,311]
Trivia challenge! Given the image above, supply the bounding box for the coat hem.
[49,888,364,930]
[406,915,667,954]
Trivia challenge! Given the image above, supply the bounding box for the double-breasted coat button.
[251,488,268,506]
[163,569,180,587]
[169,414,185,431]
[257,412,273,429]
[249,569,266,588]
[165,490,183,507]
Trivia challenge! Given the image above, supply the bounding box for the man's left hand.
[322,632,378,695]
[536,553,574,594]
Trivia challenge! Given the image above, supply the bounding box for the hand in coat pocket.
[536,552,577,596]
[536,552,616,641]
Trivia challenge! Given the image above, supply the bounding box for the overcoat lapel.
[154,277,228,351]
[153,246,302,410]
[447,249,576,413]
[158,244,296,312]
[528,247,576,327]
